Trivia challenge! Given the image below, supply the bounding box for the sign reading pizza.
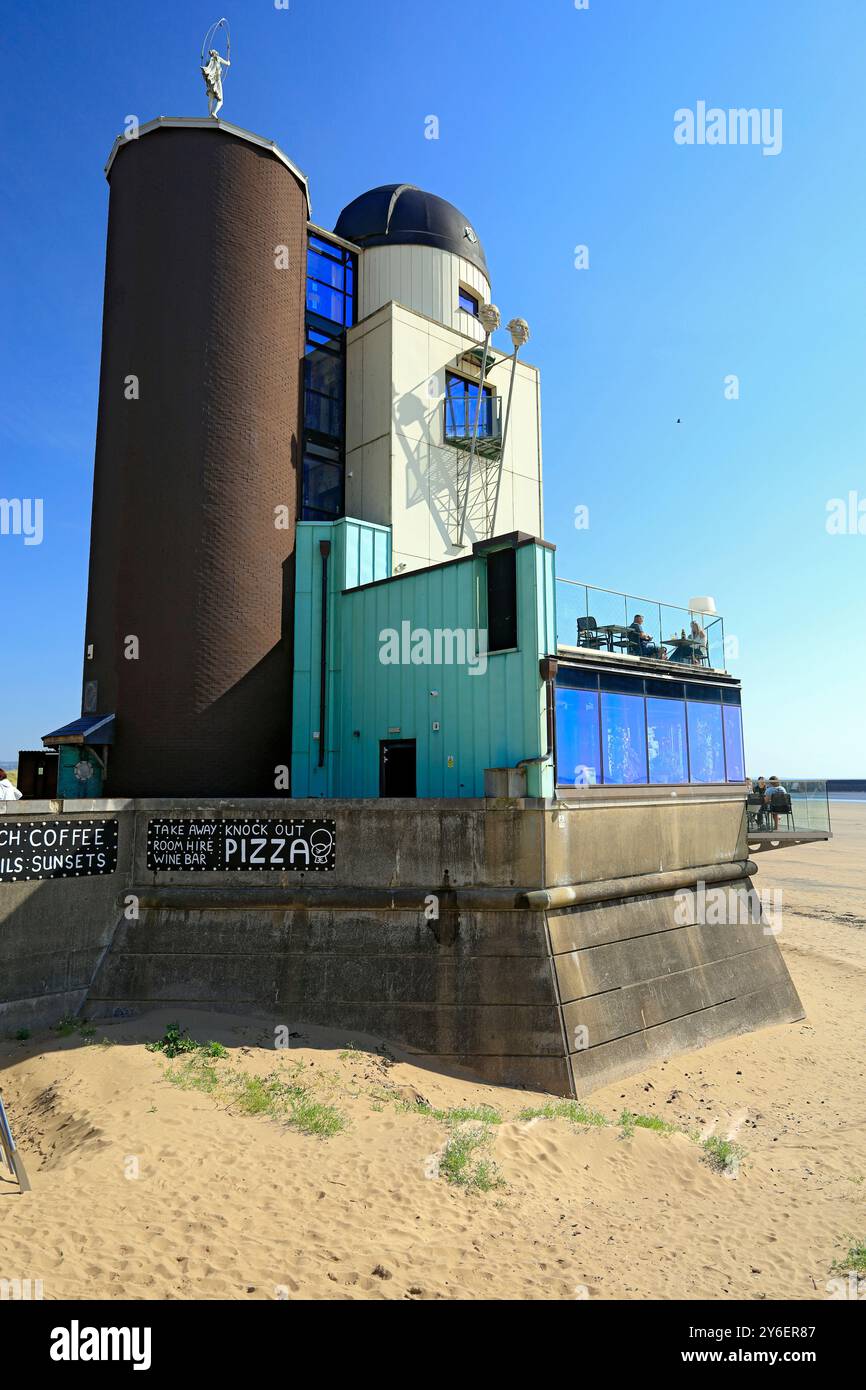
[0,819,119,882]
[146,818,336,872]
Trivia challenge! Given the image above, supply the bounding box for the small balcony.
[747,778,832,849]
[443,391,503,460]
[557,579,728,673]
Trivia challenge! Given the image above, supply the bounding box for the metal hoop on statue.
[200,18,232,118]
[201,18,231,67]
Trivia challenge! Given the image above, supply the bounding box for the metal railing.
[556,578,727,672]
[443,392,502,455]
[747,779,831,835]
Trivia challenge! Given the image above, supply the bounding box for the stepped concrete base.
[0,790,804,1094]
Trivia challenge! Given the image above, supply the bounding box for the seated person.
[667,629,692,664]
[628,613,665,658]
[0,769,22,802]
[668,619,708,665]
[753,775,769,827]
[766,776,788,829]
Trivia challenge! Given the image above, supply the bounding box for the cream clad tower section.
[335,184,543,574]
[357,245,490,343]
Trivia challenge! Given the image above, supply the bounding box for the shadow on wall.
[395,381,460,555]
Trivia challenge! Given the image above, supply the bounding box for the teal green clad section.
[291,519,391,797]
[57,745,104,799]
[292,525,555,799]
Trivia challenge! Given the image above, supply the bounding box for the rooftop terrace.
[556,578,728,674]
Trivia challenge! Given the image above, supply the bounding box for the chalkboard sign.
[146,818,336,872]
[0,818,118,882]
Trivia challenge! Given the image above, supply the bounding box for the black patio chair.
[746,793,764,831]
[626,625,643,656]
[576,616,602,649]
[769,790,794,830]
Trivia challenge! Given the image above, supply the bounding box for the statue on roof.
[200,19,231,119]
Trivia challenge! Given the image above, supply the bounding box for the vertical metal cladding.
[83,127,307,795]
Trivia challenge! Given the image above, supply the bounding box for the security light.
[478,302,501,334]
[507,317,530,348]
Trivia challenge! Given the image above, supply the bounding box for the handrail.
[557,575,722,618]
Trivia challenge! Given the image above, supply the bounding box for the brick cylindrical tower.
[83,122,308,796]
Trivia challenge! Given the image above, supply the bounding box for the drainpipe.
[318,540,331,770]
[517,656,558,790]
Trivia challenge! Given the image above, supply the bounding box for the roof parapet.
[104,117,311,215]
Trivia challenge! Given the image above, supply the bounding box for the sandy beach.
[2,802,864,1302]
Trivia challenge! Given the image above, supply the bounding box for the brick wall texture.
[82,127,308,795]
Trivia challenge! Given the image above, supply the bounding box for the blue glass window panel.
[308,249,346,290]
[601,692,648,784]
[302,458,342,517]
[305,315,344,349]
[646,697,688,784]
[306,280,348,324]
[458,287,479,315]
[305,331,341,355]
[445,374,494,437]
[555,689,601,786]
[557,667,599,692]
[309,234,340,257]
[723,705,745,782]
[304,391,342,438]
[687,701,725,782]
[305,349,342,397]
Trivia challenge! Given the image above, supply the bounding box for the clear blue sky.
[2,0,863,776]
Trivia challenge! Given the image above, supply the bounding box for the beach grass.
[53,1015,96,1040]
[517,1099,607,1127]
[165,1056,221,1095]
[438,1123,505,1192]
[414,1102,502,1126]
[145,1022,202,1057]
[701,1134,745,1174]
[164,1051,346,1138]
[620,1109,680,1137]
[832,1240,866,1275]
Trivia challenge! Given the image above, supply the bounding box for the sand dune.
[1,803,864,1301]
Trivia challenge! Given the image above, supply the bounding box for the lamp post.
[457,301,501,547]
[489,316,530,536]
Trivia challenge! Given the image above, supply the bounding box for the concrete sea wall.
[0,789,803,1094]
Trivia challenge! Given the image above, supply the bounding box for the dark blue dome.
[333,184,488,276]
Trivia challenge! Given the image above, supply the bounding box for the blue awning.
[42,714,115,747]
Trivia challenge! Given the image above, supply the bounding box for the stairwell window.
[445,371,494,440]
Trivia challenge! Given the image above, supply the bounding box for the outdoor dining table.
[594,624,632,652]
[665,636,707,663]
